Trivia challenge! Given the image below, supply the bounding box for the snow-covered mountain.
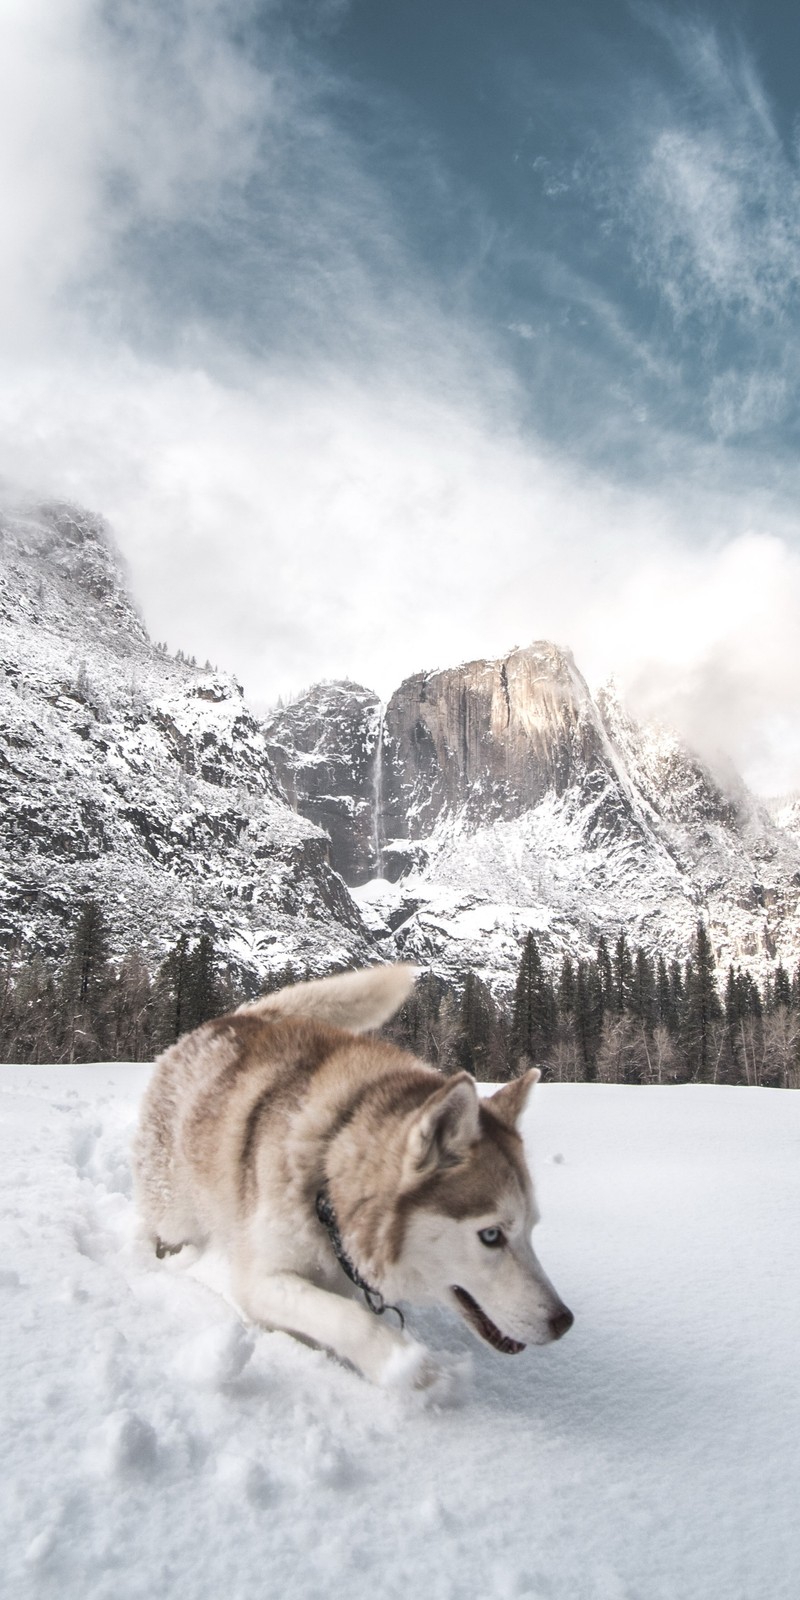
[266,645,800,992]
[0,503,371,979]
[2,501,798,994]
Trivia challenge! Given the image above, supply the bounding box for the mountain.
[3,501,798,998]
[267,645,800,992]
[0,503,371,979]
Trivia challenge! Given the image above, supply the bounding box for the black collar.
[315,1186,404,1329]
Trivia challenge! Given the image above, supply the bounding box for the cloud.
[0,1,799,795]
[0,0,101,351]
[708,370,791,441]
[596,7,800,453]
[619,13,800,325]
[5,349,800,797]
[594,532,800,795]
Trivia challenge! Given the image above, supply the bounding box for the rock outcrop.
[264,682,382,884]
[380,644,642,845]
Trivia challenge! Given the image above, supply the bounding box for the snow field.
[1,1065,798,1600]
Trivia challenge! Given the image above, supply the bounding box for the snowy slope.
[1,1062,797,1600]
[0,504,371,979]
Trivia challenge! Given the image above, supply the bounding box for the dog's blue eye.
[478,1227,505,1249]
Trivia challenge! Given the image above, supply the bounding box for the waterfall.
[371,705,385,878]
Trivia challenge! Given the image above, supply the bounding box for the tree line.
[1,903,798,1086]
[385,924,800,1088]
[0,902,235,1064]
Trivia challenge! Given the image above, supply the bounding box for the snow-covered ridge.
[0,502,372,978]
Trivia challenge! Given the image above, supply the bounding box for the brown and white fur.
[132,964,573,1391]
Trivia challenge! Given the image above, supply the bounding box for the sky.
[1,0,800,792]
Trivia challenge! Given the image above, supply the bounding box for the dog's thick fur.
[132,965,573,1390]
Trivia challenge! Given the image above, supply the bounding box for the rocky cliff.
[264,682,382,884]
[275,646,800,991]
[380,644,650,851]
[0,503,371,979]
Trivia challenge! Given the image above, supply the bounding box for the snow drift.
[1,1064,797,1600]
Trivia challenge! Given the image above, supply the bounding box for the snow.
[1,1064,798,1600]
[0,505,373,977]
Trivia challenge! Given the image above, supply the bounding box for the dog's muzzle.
[451,1286,527,1354]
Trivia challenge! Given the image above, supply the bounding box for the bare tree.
[761,1007,800,1089]
[640,1022,681,1084]
[548,1021,582,1082]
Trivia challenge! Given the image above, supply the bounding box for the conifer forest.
[2,905,797,1086]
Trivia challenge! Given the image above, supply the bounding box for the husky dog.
[132,965,573,1391]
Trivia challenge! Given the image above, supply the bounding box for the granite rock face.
[381,644,642,845]
[264,682,382,885]
[276,647,800,989]
[0,503,371,980]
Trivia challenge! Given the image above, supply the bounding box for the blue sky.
[1,1,799,789]
[322,0,800,469]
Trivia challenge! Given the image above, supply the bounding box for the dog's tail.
[239,964,417,1034]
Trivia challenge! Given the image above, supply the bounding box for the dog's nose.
[548,1305,574,1341]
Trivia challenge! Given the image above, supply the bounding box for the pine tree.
[152,933,191,1050]
[0,948,16,1049]
[656,955,676,1032]
[61,899,113,1060]
[573,960,603,1079]
[668,959,684,1031]
[595,1013,640,1083]
[771,962,792,1012]
[510,933,555,1070]
[68,900,110,1005]
[612,932,633,1014]
[558,955,576,1018]
[184,935,220,1031]
[684,921,722,1081]
[596,936,613,1013]
[384,972,459,1068]
[629,948,656,1031]
[729,967,765,1085]
[454,972,504,1081]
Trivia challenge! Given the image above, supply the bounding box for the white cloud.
[618,15,800,326]
[0,0,101,350]
[4,350,800,794]
[0,1,798,795]
[708,370,791,440]
[592,533,800,794]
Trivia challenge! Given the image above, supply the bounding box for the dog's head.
[384,1070,573,1353]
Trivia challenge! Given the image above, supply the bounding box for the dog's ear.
[487,1067,541,1129]
[403,1073,480,1180]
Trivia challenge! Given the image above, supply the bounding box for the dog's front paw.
[379,1340,472,1407]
